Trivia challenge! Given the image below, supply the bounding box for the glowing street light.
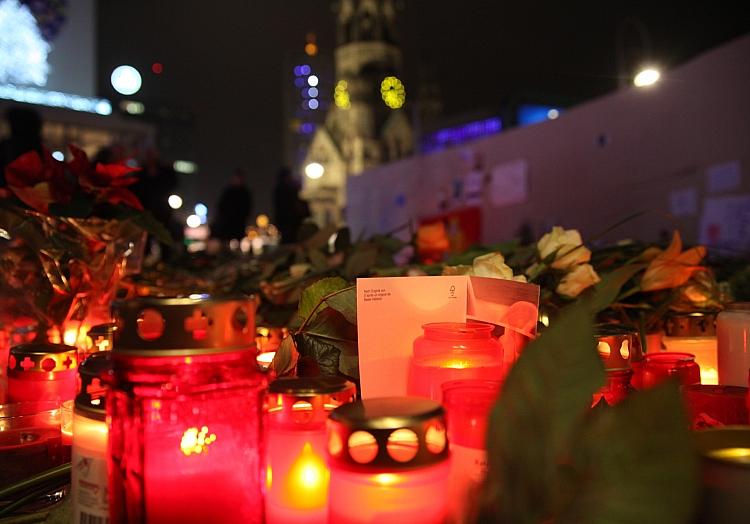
[304,162,324,180]
[186,214,201,228]
[633,68,660,88]
[111,65,142,95]
[168,194,183,209]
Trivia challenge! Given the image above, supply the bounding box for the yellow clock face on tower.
[381,76,405,109]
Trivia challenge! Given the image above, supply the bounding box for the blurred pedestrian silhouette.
[0,107,43,186]
[273,167,310,244]
[212,168,253,242]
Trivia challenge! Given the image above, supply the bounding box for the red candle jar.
[6,343,78,403]
[72,351,113,523]
[442,380,500,523]
[593,325,639,407]
[632,352,701,389]
[684,385,749,430]
[408,322,503,401]
[264,376,356,524]
[107,295,264,524]
[327,397,450,524]
[80,323,116,362]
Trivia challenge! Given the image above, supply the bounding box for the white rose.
[556,263,601,298]
[472,252,515,280]
[537,226,591,270]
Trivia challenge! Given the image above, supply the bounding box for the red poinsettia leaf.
[67,144,90,178]
[94,163,140,186]
[5,151,46,187]
[100,188,144,210]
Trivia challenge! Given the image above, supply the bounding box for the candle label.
[72,448,109,523]
[450,443,488,483]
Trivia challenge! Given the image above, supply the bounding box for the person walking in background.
[212,168,253,243]
[273,166,310,244]
[0,107,44,186]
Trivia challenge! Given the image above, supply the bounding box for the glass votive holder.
[6,343,78,403]
[663,311,719,385]
[0,400,65,489]
[72,351,112,523]
[408,322,503,402]
[632,352,701,390]
[108,295,264,524]
[61,399,73,446]
[717,303,750,387]
[684,385,749,430]
[327,397,450,524]
[264,376,356,524]
[592,369,635,408]
[442,380,500,524]
[693,427,750,523]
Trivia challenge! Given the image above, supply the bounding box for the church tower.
[302,0,413,226]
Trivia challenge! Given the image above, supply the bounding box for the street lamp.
[304,162,325,180]
[633,68,661,87]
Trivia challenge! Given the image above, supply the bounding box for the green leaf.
[338,353,359,380]
[271,336,298,377]
[324,286,357,325]
[560,383,697,524]
[295,333,341,376]
[485,303,603,522]
[304,307,358,351]
[585,263,646,314]
[298,277,349,320]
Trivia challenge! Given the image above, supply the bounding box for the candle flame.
[706,447,750,464]
[443,359,471,369]
[180,426,217,456]
[373,473,400,486]
[283,442,329,509]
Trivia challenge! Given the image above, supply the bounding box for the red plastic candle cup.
[684,385,749,430]
[0,400,66,489]
[595,324,640,370]
[632,352,701,389]
[408,322,503,402]
[264,377,356,524]
[72,352,112,522]
[107,295,264,524]
[442,380,500,523]
[327,397,450,524]
[6,343,78,403]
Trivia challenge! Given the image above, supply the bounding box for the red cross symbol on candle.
[184,309,209,341]
[87,377,106,400]
[62,355,74,369]
[20,356,35,371]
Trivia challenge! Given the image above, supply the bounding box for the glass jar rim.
[644,351,696,365]
[421,322,494,339]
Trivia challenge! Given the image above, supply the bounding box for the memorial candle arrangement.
[6,343,78,403]
[71,351,112,523]
[107,295,264,524]
[593,325,638,406]
[264,376,356,524]
[717,303,750,387]
[408,322,503,401]
[663,311,719,384]
[327,397,450,524]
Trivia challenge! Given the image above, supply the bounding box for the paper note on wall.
[490,159,528,207]
[706,161,741,194]
[699,194,750,250]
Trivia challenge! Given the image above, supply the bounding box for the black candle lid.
[595,323,640,370]
[7,343,78,377]
[269,376,355,396]
[75,351,113,420]
[84,323,117,353]
[112,295,257,356]
[664,310,718,337]
[327,397,449,472]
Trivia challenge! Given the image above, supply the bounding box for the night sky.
[97,1,748,218]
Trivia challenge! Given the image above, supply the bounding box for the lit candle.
[264,377,356,524]
[80,323,116,362]
[442,380,499,523]
[694,427,750,522]
[593,325,638,406]
[408,322,503,401]
[6,343,78,403]
[257,350,276,371]
[632,352,701,390]
[107,295,264,524]
[663,311,719,385]
[327,397,451,524]
[71,352,112,523]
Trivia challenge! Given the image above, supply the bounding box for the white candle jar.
[717,303,750,387]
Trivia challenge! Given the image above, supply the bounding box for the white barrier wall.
[347,35,750,251]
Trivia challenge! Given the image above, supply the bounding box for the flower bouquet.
[0,146,170,343]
